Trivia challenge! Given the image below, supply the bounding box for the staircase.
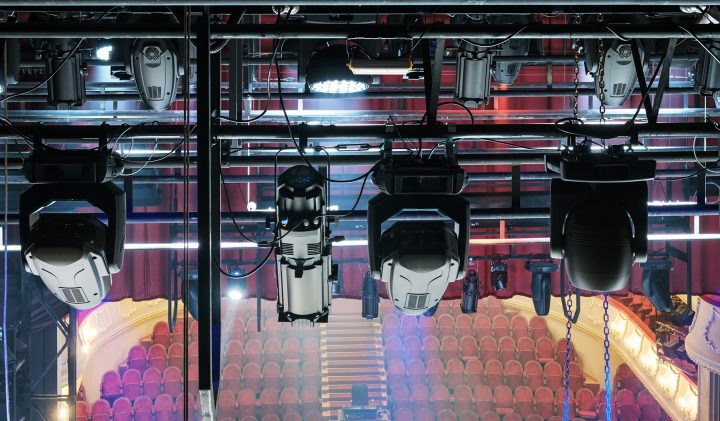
[319,311,388,420]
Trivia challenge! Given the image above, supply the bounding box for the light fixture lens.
[228,289,243,300]
[96,45,113,61]
[247,201,257,211]
[309,79,369,94]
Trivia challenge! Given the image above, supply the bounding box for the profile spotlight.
[368,152,469,316]
[490,260,509,292]
[549,145,652,291]
[275,165,338,323]
[641,258,673,311]
[525,260,558,316]
[306,44,371,94]
[460,270,480,314]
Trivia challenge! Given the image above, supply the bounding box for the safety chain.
[562,286,574,421]
[597,13,606,123]
[572,14,581,119]
[603,292,612,421]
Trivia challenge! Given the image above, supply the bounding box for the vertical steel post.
[196,7,216,418]
[67,309,76,421]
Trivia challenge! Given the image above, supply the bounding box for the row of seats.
[382,312,551,343]
[80,393,195,421]
[387,358,583,392]
[390,381,598,419]
[394,408,588,421]
[220,362,321,394]
[216,388,321,420]
[384,334,578,367]
[222,337,320,367]
[126,343,198,373]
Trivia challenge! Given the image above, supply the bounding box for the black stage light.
[641,258,673,311]
[306,44,371,94]
[361,272,379,320]
[491,260,509,292]
[460,270,480,314]
[525,260,558,316]
[695,43,720,108]
[226,275,247,301]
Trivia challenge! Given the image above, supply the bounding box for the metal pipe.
[1,122,718,143]
[4,203,715,226]
[0,1,710,7]
[0,23,718,39]
[5,86,697,102]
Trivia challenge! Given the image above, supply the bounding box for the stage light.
[361,272,379,320]
[95,44,113,61]
[227,289,243,300]
[306,45,370,94]
[695,42,720,108]
[130,39,180,111]
[525,260,558,316]
[455,39,492,108]
[490,260,509,292]
[246,201,257,211]
[460,270,480,314]
[585,38,646,107]
[20,182,126,310]
[367,153,469,316]
[348,58,413,76]
[275,166,337,323]
[641,257,673,311]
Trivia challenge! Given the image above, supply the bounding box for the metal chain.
[572,14,581,120]
[597,13,606,124]
[603,292,612,421]
[563,286,573,421]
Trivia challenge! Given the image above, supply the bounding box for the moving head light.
[548,145,652,292]
[20,183,126,310]
[525,260,558,316]
[275,165,338,323]
[641,257,673,311]
[368,152,469,316]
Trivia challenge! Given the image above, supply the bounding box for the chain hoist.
[572,14,581,120]
[603,292,613,421]
[597,13,606,124]
[562,286,574,421]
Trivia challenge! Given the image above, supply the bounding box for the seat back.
[147,343,167,371]
[127,345,148,372]
[524,360,543,391]
[237,388,257,418]
[152,321,171,348]
[133,396,153,421]
[454,384,473,413]
[445,358,465,391]
[431,384,452,412]
[484,359,504,389]
[504,359,523,389]
[544,361,563,391]
[474,385,493,414]
[534,386,555,419]
[497,336,517,363]
[217,390,237,421]
[473,314,493,341]
[100,370,122,400]
[492,315,511,339]
[153,394,175,421]
[262,362,282,391]
[479,336,498,362]
[494,385,513,413]
[465,359,484,389]
[121,368,142,402]
[514,385,534,418]
[111,397,132,421]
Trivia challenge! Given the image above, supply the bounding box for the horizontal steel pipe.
[0,23,718,39]
[0,123,718,143]
[3,204,716,225]
[0,1,709,7]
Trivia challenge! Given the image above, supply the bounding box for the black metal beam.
[0,23,718,39]
[0,1,709,7]
[195,8,217,415]
[0,122,717,143]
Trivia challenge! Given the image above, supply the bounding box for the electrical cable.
[219,169,267,245]
[0,38,85,104]
[181,7,190,421]
[216,12,287,125]
[459,24,532,52]
[678,24,720,66]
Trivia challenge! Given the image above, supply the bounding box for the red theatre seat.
[262,362,282,391]
[474,385,493,414]
[503,413,522,421]
[300,388,320,416]
[455,314,474,338]
[480,410,501,421]
[281,362,301,390]
[544,361,564,391]
[569,362,584,391]
[242,363,262,394]
[152,321,171,349]
[382,314,401,338]
[421,335,441,361]
[404,336,422,361]
[170,319,184,345]
[244,339,263,366]
[465,359,484,390]
[535,337,554,364]
[431,384,452,412]
[616,363,644,395]
[529,316,549,340]
[616,389,641,421]
[147,343,167,372]
[460,336,479,361]
[504,359,523,389]
[637,389,662,419]
[189,341,199,367]
[438,409,458,421]
[497,336,517,364]
[411,384,430,409]
[76,401,89,421]
[217,390,237,421]
[176,393,196,420]
[127,345,148,373]
[510,315,530,340]
[221,363,242,393]
[494,384,513,415]
[555,388,576,418]
[575,387,597,419]
[142,367,162,400]
[526,415,543,421]
[385,336,403,363]
[418,316,436,338]
[479,336,498,362]
[516,336,535,365]
[188,365,199,395]
[484,359,504,389]
[121,369,142,402]
[441,336,461,363]
[263,338,282,365]
[133,395,153,421]
[454,384,474,413]
[301,361,321,391]
[153,394,175,421]
[415,407,436,421]
[259,388,280,418]
[280,388,300,417]
[111,397,132,421]
[100,370,122,402]
[524,360,543,391]
[459,410,478,421]
[514,385,534,418]
[282,337,301,363]
[400,315,419,337]
[473,314,493,342]
[535,386,555,419]
[91,399,112,421]
[446,358,465,390]
[407,359,426,386]
[237,388,257,418]
[225,339,244,367]
[492,315,511,339]
[486,297,504,318]
[393,407,413,421]
[391,384,411,410]
[167,343,184,369]
[426,359,445,389]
